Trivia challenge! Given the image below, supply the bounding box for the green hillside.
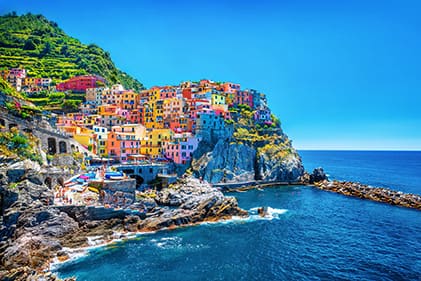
[0,12,143,91]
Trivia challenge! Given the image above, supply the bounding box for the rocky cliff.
[192,105,304,184]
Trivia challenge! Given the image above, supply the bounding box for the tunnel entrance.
[47,138,57,155]
[59,141,67,154]
[129,175,144,186]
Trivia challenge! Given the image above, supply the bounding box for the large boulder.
[309,167,328,184]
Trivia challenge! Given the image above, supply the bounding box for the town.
[1,67,274,165]
[1,67,277,206]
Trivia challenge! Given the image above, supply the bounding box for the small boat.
[109,176,125,180]
[88,187,100,193]
[70,184,85,192]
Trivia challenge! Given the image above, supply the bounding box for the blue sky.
[2,0,420,150]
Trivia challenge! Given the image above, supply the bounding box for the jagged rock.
[137,177,247,231]
[0,266,75,281]
[257,152,304,182]
[6,159,41,183]
[309,167,328,183]
[192,134,304,184]
[192,140,257,183]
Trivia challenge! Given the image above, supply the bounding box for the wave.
[200,207,288,226]
[50,231,156,271]
[248,207,288,220]
[51,207,287,272]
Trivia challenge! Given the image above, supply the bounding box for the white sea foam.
[199,207,288,226]
[51,208,287,271]
[247,207,288,220]
[151,236,183,249]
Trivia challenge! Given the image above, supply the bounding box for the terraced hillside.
[0,12,143,91]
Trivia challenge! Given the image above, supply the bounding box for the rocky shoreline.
[314,180,421,210]
[0,161,247,281]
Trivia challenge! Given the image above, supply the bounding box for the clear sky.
[2,0,420,150]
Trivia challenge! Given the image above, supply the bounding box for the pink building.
[9,68,26,78]
[56,75,106,92]
[160,87,177,99]
[164,133,199,164]
[222,82,240,93]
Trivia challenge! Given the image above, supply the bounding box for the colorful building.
[56,75,106,93]
[164,133,199,164]
[140,128,173,158]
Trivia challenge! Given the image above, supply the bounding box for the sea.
[56,151,421,281]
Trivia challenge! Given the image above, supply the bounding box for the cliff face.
[192,140,257,183]
[192,139,304,184]
[192,105,304,184]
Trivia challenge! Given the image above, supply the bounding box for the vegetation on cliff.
[230,104,299,161]
[0,127,42,164]
[0,12,144,91]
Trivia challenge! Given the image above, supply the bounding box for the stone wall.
[101,178,136,207]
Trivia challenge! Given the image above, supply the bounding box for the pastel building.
[164,133,199,164]
[86,87,105,105]
[163,98,184,120]
[235,90,253,107]
[108,124,146,162]
[6,68,27,92]
[160,87,177,99]
[195,110,225,131]
[120,91,138,110]
[211,92,225,105]
[222,82,240,94]
[169,115,189,133]
[251,90,267,109]
[93,125,108,156]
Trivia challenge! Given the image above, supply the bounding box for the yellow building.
[121,90,139,110]
[140,128,172,158]
[211,93,226,105]
[59,126,94,148]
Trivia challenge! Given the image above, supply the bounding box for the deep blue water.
[300,150,421,194]
[57,151,421,280]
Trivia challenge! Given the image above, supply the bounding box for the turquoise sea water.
[56,151,421,280]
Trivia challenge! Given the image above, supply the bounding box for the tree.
[39,42,51,57]
[60,45,69,56]
[23,39,37,50]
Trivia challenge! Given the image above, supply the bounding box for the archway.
[57,177,64,187]
[0,118,5,130]
[130,175,144,186]
[47,138,57,155]
[9,123,18,130]
[44,177,52,188]
[59,141,67,154]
